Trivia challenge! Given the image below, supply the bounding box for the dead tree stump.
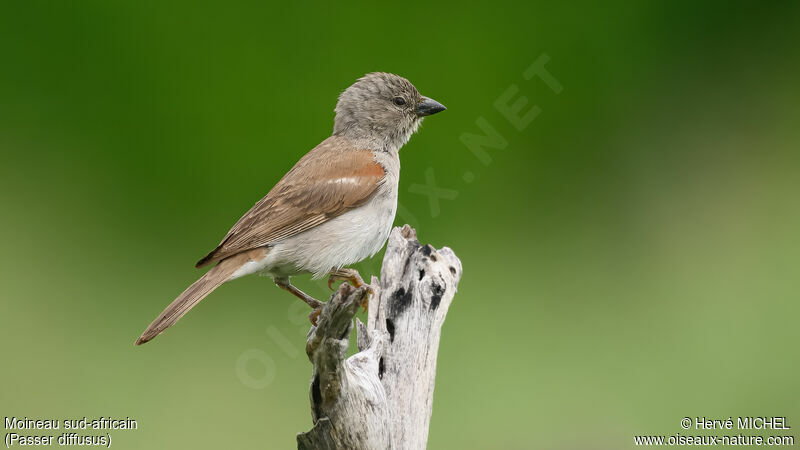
[297,225,462,450]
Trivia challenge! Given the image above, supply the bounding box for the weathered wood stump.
[297,225,462,450]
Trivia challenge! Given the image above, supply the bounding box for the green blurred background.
[2,1,799,448]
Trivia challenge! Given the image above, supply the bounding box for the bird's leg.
[274,277,323,325]
[328,268,373,311]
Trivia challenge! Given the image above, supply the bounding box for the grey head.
[333,72,446,151]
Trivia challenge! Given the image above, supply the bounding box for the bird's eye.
[392,97,406,106]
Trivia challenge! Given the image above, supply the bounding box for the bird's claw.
[327,273,371,292]
[327,269,373,312]
[309,306,322,327]
[327,276,336,291]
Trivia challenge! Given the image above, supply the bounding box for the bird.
[135,72,446,345]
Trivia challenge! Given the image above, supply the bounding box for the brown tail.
[135,256,242,345]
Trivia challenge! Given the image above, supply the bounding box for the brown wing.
[195,136,385,268]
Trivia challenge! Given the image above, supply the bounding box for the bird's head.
[333,72,446,150]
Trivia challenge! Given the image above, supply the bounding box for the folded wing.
[196,136,385,268]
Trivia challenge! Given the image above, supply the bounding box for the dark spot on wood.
[449,266,456,276]
[386,318,395,343]
[311,374,323,420]
[389,287,413,317]
[419,244,438,261]
[430,282,445,310]
[418,269,425,280]
[401,256,413,278]
[378,357,385,379]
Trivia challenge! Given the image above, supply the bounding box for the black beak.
[416,97,447,116]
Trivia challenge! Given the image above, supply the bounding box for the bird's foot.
[309,306,323,327]
[328,268,373,311]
